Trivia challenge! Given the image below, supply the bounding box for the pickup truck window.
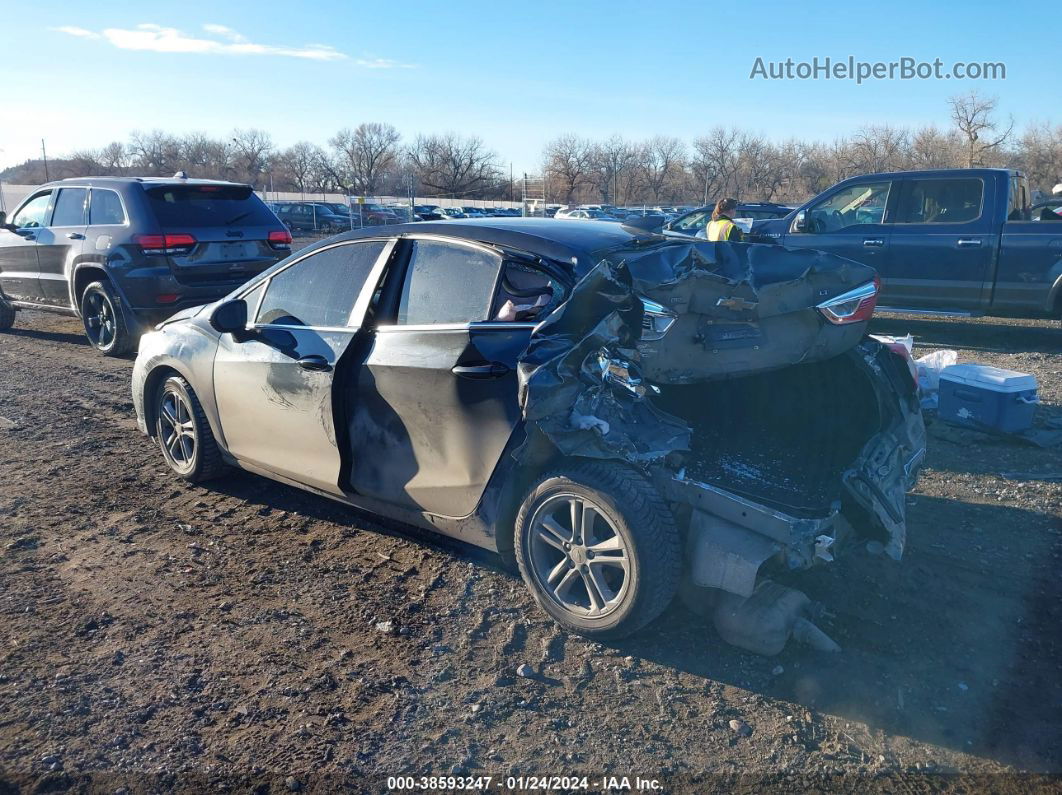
[896,178,983,224]
[806,181,891,232]
[1007,175,1029,221]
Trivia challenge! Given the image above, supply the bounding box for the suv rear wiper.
[224,210,253,225]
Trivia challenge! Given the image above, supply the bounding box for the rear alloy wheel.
[0,297,15,331]
[155,375,227,482]
[80,280,133,356]
[515,462,681,639]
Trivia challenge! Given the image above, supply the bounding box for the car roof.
[329,217,654,272]
[42,176,252,189]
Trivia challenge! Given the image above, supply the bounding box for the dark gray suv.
[0,176,291,355]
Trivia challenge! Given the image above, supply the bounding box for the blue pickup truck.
[751,168,1062,320]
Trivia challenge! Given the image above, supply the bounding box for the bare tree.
[229,128,275,185]
[908,125,963,169]
[588,136,638,204]
[640,136,686,203]
[543,134,594,204]
[329,123,401,195]
[692,128,742,205]
[949,92,1013,168]
[409,133,499,198]
[128,130,182,175]
[274,142,327,194]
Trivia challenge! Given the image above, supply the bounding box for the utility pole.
[509,163,513,204]
[41,139,50,182]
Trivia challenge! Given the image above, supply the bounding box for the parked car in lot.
[557,208,623,222]
[0,176,290,354]
[132,218,923,643]
[663,202,795,237]
[414,205,446,221]
[272,202,350,234]
[753,168,1062,320]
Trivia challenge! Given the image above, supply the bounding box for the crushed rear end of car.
[517,238,925,654]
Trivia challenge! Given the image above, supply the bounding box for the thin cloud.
[52,25,100,39]
[355,57,417,69]
[54,23,348,61]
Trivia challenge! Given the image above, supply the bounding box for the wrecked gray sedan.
[132,219,925,653]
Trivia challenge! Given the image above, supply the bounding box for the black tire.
[514,461,681,639]
[80,280,134,356]
[155,375,228,482]
[0,298,15,331]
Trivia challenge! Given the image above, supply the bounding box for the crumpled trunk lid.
[516,239,924,559]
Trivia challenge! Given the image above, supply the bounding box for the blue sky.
[2,1,1056,175]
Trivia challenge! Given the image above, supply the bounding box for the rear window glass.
[396,240,502,325]
[89,189,126,225]
[145,185,277,228]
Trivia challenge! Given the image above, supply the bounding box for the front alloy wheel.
[154,375,227,482]
[158,387,197,475]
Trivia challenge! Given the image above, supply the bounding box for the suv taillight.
[816,275,880,325]
[268,229,293,250]
[134,233,197,256]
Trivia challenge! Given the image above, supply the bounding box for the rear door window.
[395,240,503,326]
[896,178,983,224]
[145,185,276,228]
[50,188,88,227]
[255,241,386,328]
[89,189,126,225]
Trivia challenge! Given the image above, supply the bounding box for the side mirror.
[792,210,808,233]
[210,299,248,335]
[0,211,13,232]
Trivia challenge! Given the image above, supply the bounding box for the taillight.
[816,275,879,325]
[134,233,197,256]
[268,229,293,249]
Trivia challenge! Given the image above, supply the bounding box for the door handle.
[296,354,332,372]
[862,238,884,247]
[451,362,510,379]
[66,232,85,240]
[956,238,982,247]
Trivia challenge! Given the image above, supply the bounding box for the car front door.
[886,176,995,311]
[212,238,392,494]
[345,237,561,518]
[35,186,88,304]
[784,180,896,294]
[0,190,53,303]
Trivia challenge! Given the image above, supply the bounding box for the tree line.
[3,93,1059,206]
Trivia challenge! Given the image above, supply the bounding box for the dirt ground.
[0,302,1059,793]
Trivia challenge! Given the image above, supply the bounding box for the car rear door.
[35,186,88,304]
[345,236,557,518]
[0,190,53,303]
[886,175,997,311]
[212,238,392,494]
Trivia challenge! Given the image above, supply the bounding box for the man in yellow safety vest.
[705,197,743,242]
